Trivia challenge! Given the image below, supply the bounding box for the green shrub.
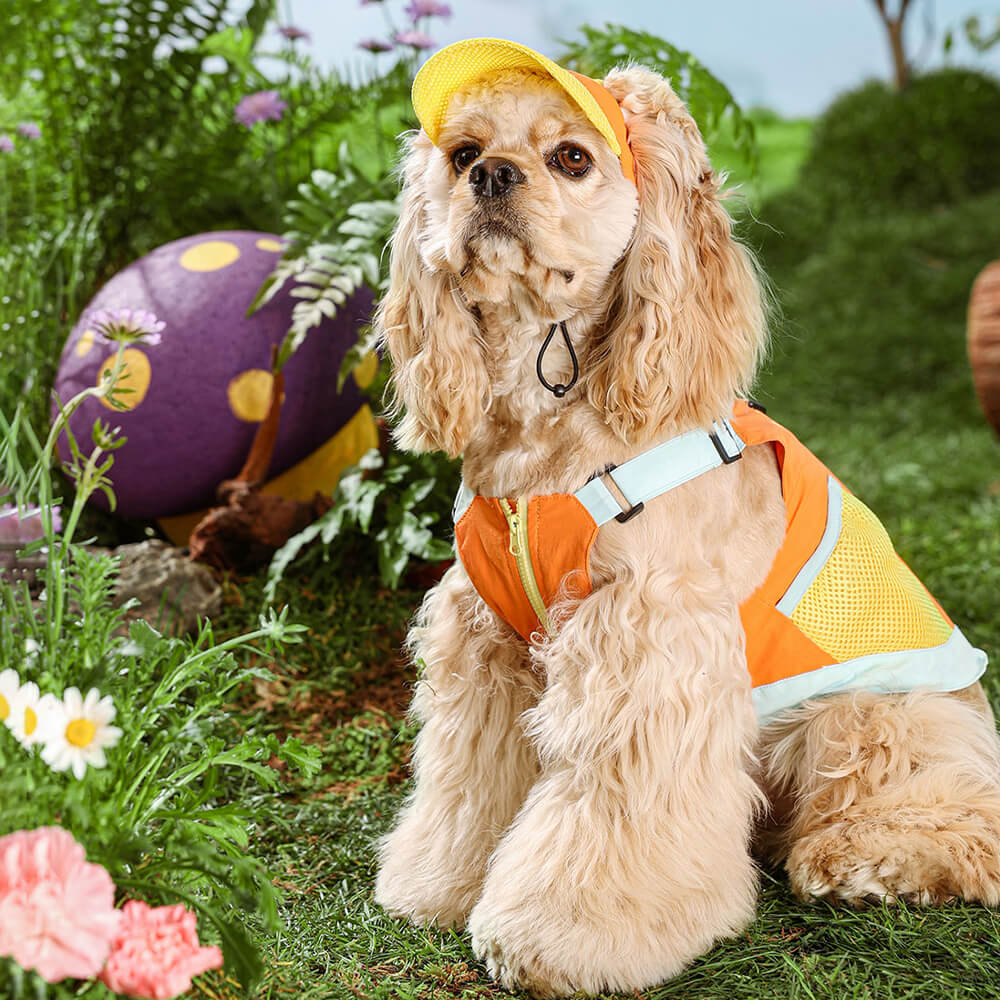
[798,69,1000,222]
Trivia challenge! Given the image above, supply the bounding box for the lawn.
[206,119,1000,999]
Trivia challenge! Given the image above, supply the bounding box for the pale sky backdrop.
[273,0,1000,116]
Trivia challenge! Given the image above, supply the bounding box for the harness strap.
[452,415,745,528]
[574,417,745,526]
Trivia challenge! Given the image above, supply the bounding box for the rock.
[968,260,1000,437]
[113,539,221,636]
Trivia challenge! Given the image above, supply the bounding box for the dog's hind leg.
[760,684,1000,906]
[375,562,542,929]
[467,577,762,998]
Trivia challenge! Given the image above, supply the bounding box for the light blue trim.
[573,417,746,526]
[775,476,842,616]
[752,626,989,721]
[453,483,475,523]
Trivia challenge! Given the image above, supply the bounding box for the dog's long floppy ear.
[587,66,767,442]
[376,136,487,457]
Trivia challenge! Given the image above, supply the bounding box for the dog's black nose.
[469,158,525,199]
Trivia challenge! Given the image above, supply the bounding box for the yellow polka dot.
[98,348,152,411]
[75,329,96,358]
[228,369,275,422]
[352,351,379,390]
[255,238,284,252]
[179,240,240,272]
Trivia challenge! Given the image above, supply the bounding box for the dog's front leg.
[375,562,542,929]
[468,578,762,998]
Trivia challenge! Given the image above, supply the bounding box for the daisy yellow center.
[24,707,37,736]
[0,694,8,720]
[65,718,95,747]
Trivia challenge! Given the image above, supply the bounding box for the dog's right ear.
[376,136,487,458]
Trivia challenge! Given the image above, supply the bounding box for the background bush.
[751,67,1000,269]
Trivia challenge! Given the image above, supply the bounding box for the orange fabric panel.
[730,402,831,609]
[528,494,600,610]
[740,591,835,688]
[455,496,540,640]
[454,494,599,641]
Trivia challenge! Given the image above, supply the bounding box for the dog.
[372,38,1000,998]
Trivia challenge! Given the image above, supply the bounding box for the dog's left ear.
[587,66,767,442]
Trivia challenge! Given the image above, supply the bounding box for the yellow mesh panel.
[790,491,952,660]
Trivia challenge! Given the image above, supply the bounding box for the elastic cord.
[536,321,579,398]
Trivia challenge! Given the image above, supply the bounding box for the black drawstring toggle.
[536,321,579,398]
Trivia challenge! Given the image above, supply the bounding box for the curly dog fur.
[373,62,1000,996]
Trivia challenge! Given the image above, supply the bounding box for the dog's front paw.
[375,814,485,929]
[469,900,581,999]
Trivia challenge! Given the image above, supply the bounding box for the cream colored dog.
[372,45,1000,998]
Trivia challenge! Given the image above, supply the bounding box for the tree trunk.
[872,0,914,90]
[887,19,910,89]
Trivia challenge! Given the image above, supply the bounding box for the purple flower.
[0,136,13,153]
[86,307,165,346]
[358,37,394,53]
[277,25,310,41]
[404,0,452,18]
[393,29,436,49]
[234,90,287,128]
[0,503,61,544]
[16,122,40,140]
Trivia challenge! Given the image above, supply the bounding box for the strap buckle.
[708,419,743,465]
[599,463,645,523]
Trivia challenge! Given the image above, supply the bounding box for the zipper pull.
[501,498,521,557]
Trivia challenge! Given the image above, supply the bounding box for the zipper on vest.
[500,497,552,635]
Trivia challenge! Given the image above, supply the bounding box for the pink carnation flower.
[99,901,223,999]
[0,826,120,983]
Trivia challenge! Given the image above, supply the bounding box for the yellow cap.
[411,37,635,184]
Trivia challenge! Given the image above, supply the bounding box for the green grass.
[199,118,1000,999]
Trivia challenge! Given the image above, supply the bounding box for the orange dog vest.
[453,402,987,717]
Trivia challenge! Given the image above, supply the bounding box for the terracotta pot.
[968,260,1000,437]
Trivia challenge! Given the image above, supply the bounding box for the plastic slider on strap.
[708,419,743,465]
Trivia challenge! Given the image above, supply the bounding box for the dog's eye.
[451,145,481,174]
[549,144,592,178]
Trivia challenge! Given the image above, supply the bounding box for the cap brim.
[411,37,622,156]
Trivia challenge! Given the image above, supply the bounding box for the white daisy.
[7,682,53,749]
[40,686,123,779]
[0,668,20,729]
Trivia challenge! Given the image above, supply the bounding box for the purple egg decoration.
[53,231,376,521]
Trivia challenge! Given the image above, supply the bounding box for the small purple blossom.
[87,308,165,346]
[234,90,288,128]
[16,122,40,140]
[404,0,452,19]
[0,136,13,153]
[0,503,62,544]
[393,29,436,49]
[277,25,311,41]
[358,37,394,53]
